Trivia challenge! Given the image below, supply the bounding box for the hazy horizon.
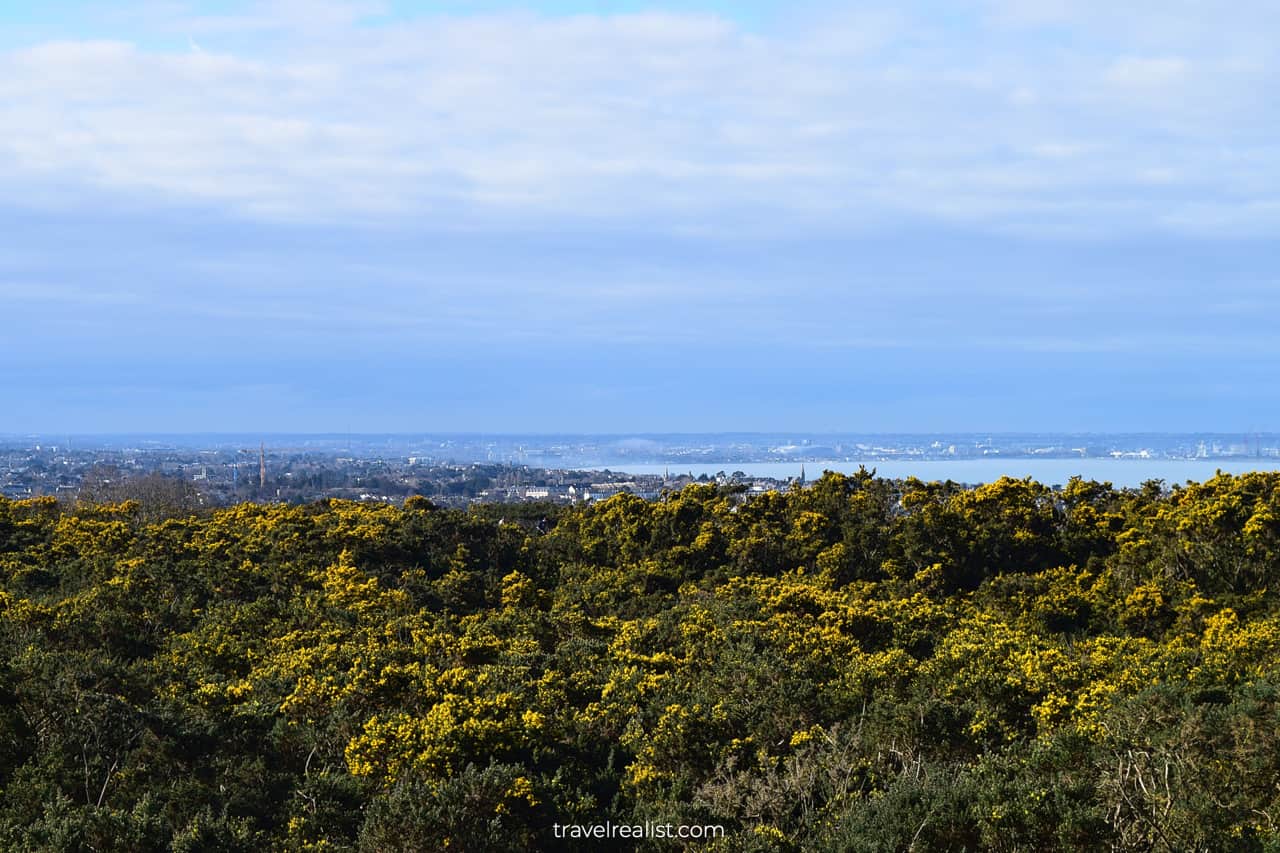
[6,429,1279,440]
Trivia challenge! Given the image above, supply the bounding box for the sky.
[2,0,1278,433]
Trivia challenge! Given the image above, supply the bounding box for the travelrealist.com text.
[551,822,726,841]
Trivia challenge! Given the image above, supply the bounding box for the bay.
[600,458,1280,488]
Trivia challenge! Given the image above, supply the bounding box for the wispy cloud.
[0,2,1276,237]
[0,281,141,305]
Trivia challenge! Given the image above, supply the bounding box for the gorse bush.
[2,471,1280,850]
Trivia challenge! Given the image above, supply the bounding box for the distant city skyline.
[3,2,1279,433]
[7,430,1280,503]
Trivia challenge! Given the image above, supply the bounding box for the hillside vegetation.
[3,470,1280,850]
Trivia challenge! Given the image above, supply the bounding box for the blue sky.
[2,1,1278,433]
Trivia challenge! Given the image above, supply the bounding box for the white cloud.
[0,3,1277,236]
[1105,56,1188,87]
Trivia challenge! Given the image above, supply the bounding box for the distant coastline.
[7,435,1280,502]
[594,458,1280,489]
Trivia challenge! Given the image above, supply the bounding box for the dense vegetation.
[3,470,1280,851]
